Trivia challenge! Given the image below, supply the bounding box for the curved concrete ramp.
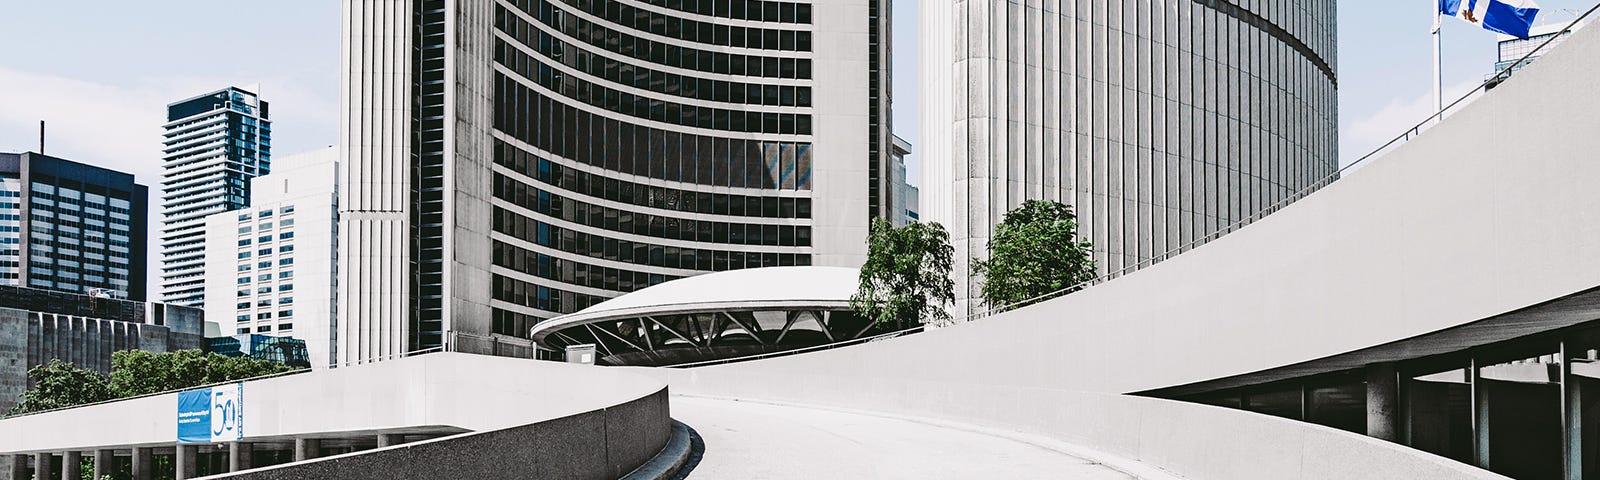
[672,396,1141,479]
[643,13,1600,480]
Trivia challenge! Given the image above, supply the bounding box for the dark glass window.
[492,82,812,189]
[504,3,811,79]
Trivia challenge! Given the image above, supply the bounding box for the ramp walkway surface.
[671,396,1139,479]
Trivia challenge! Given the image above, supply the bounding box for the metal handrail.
[3,346,447,419]
[661,4,1600,368]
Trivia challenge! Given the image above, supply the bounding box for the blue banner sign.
[177,383,244,444]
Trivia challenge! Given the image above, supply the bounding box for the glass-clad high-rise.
[921,1,1340,318]
[337,0,893,364]
[0,152,148,300]
[160,87,271,307]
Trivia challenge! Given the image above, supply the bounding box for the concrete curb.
[621,421,696,480]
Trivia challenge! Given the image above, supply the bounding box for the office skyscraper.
[337,0,892,363]
[0,153,148,300]
[160,87,272,307]
[921,1,1339,318]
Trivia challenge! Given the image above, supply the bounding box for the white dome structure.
[530,267,890,366]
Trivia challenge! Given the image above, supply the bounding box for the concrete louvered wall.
[921,0,1340,319]
[0,308,204,412]
[338,0,415,365]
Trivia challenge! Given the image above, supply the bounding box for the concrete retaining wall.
[211,387,671,480]
[0,353,665,455]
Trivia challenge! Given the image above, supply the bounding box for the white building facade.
[203,148,338,368]
[921,1,1339,318]
[336,0,893,364]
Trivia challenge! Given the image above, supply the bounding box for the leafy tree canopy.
[850,218,956,329]
[974,200,1097,311]
[7,350,299,416]
[8,360,114,415]
[109,349,296,398]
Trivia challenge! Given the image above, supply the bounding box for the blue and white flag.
[1440,0,1541,38]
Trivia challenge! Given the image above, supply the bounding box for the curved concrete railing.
[211,388,670,479]
[638,18,1600,480]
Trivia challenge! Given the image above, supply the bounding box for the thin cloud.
[0,68,167,183]
[1341,80,1482,168]
[0,67,337,187]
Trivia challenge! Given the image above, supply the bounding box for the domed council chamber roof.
[529,266,860,343]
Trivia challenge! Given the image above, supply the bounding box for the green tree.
[7,351,299,419]
[8,360,114,415]
[108,350,297,397]
[850,218,956,329]
[973,200,1097,311]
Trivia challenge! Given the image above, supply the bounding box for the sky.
[0,1,1592,283]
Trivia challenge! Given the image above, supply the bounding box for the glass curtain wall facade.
[0,171,19,286]
[488,0,829,338]
[0,153,148,300]
[339,0,887,365]
[160,87,272,307]
[921,0,1339,319]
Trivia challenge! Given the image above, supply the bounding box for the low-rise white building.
[203,147,337,368]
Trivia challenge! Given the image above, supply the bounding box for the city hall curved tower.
[921,1,1339,318]
[339,0,892,363]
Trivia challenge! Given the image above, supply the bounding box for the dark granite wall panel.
[0,310,27,413]
[215,387,671,480]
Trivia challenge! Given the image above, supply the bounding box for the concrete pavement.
[671,396,1137,479]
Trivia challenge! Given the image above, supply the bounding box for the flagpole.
[1433,6,1444,116]
[1440,7,1452,114]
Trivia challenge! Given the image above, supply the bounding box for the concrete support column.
[5,454,26,480]
[1561,340,1582,480]
[228,442,252,472]
[32,453,50,480]
[1297,382,1309,421]
[1471,358,1492,470]
[91,449,114,480]
[293,438,321,462]
[1366,362,1400,441]
[130,448,152,480]
[58,452,78,480]
[376,434,404,448]
[174,445,197,480]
